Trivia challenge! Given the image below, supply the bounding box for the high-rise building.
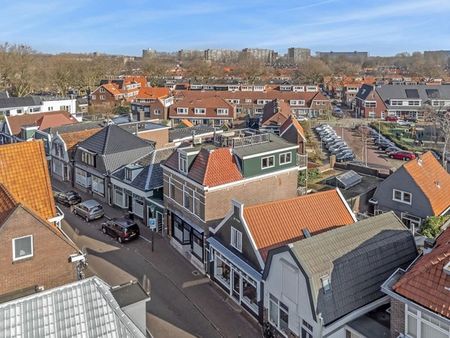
[316,51,368,61]
[177,49,204,60]
[204,49,240,63]
[242,48,276,64]
[287,48,311,63]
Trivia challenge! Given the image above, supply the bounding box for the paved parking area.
[337,126,405,172]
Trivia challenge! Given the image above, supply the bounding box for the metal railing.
[214,130,271,148]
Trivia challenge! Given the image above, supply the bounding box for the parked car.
[325,138,343,147]
[378,142,395,151]
[336,152,355,162]
[397,120,412,126]
[54,190,82,207]
[385,146,401,154]
[389,151,416,161]
[101,218,140,243]
[73,200,104,222]
[331,146,350,155]
[323,135,340,143]
[385,116,398,122]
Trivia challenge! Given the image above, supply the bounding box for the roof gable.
[0,141,56,220]
[243,189,356,259]
[6,111,73,136]
[393,227,450,319]
[291,212,417,325]
[403,152,450,215]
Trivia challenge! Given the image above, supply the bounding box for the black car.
[54,190,82,207]
[101,218,140,243]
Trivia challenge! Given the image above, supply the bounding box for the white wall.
[41,98,77,115]
[264,251,319,337]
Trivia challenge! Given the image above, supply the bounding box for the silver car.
[73,199,104,222]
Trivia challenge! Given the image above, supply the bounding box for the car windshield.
[124,225,139,233]
[91,206,103,212]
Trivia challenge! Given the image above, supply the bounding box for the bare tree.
[426,103,450,166]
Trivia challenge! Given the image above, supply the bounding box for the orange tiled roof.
[102,83,123,96]
[188,148,243,187]
[136,87,170,100]
[243,189,355,259]
[60,128,102,150]
[403,152,450,215]
[280,115,305,139]
[123,75,148,88]
[180,119,194,128]
[0,141,56,220]
[0,184,17,225]
[393,227,450,319]
[6,111,74,136]
[36,113,77,131]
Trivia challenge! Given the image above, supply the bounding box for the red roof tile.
[0,184,17,225]
[403,152,450,215]
[6,111,74,136]
[136,87,170,100]
[243,189,355,259]
[36,113,77,131]
[393,227,450,319]
[262,100,291,126]
[187,148,242,187]
[280,115,305,139]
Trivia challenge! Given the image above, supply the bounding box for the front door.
[232,270,241,302]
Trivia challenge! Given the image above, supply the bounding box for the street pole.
[152,230,154,252]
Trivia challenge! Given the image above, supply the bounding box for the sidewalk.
[53,178,261,337]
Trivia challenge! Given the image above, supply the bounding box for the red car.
[385,116,398,122]
[389,151,416,161]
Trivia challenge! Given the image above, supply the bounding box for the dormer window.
[194,108,206,115]
[125,167,132,181]
[217,108,229,115]
[177,107,188,114]
[81,151,95,166]
[179,153,188,174]
[321,275,331,293]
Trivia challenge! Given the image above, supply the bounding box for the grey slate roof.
[112,147,175,191]
[169,125,217,142]
[111,282,150,308]
[0,277,146,338]
[376,84,450,108]
[0,91,9,99]
[232,133,296,159]
[355,84,373,101]
[290,212,417,325]
[0,95,42,109]
[76,125,154,174]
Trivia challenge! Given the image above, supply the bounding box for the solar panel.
[426,89,440,98]
[405,89,420,98]
[336,170,362,190]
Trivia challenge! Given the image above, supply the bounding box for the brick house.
[382,227,449,338]
[354,84,387,119]
[162,130,303,271]
[131,86,174,121]
[207,189,356,321]
[0,184,80,297]
[169,95,236,128]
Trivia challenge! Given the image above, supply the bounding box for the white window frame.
[230,227,242,252]
[261,155,275,169]
[269,294,289,337]
[183,186,194,212]
[279,152,292,165]
[217,108,229,115]
[194,108,206,115]
[393,189,412,205]
[179,153,188,174]
[177,107,188,115]
[321,275,331,293]
[12,235,34,261]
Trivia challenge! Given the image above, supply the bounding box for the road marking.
[182,278,210,289]
[139,235,152,244]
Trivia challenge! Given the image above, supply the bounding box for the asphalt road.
[58,203,260,338]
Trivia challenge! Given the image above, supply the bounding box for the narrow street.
[53,180,260,338]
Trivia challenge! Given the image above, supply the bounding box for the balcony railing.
[214,130,271,148]
[297,154,308,169]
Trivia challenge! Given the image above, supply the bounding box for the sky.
[1,0,450,56]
